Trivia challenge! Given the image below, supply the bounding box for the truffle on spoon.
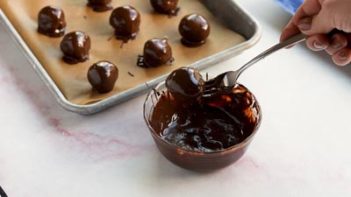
[165,67,204,103]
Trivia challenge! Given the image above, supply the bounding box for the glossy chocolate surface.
[150,0,179,16]
[109,6,141,42]
[87,61,118,93]
[87,0,113,12]
[138,38,173,68]
[150,68,259,153]
[165,67,204,103]
[38,6,66,37]
[179,14,210,47]
[60,31,91,64]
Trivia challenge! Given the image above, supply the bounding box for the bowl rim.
[143,81,262,155]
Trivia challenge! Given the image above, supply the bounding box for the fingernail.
[338,51,348,60]
[313,41,325,49]
[298,18,312,31]
[331,36,342,49]
[331,42,342,49]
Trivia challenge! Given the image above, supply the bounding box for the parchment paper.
[0,0,245,105]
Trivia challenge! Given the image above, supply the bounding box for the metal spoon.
[203,33,306,97]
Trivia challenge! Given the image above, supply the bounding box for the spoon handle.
[236,33,306,77]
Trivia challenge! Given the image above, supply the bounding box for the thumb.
[297,13,334,35]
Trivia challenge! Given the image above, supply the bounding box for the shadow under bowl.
[143,82,262,172]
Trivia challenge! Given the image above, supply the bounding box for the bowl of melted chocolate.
[144,67,261,171]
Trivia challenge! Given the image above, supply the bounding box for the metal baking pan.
[0,0,261,115]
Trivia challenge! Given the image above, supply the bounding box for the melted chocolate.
[150,68,259,153]
[109,6,141,42]
[87,0,113,12]
[137,38,174,68]
[150,0,180,16]
[60,31,91,64]
[87,61,118,93]
[37,6,66,37]
[179,14,210,47]
[165,67,204,103]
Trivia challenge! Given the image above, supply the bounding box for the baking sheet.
[0,0,261,114]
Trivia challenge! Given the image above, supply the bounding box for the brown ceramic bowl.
[143,82,262,172]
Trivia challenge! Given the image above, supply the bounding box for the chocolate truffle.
[109,6,141,41]
[179,14,210,47]
[138,38,174,68]
[37,6,66,37]
[150,0,179,16]
[165,67,204,102]
[60,31,91,64]
[87,0,113,12]
[87,61,118,93]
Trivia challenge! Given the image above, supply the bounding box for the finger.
[325,33,348,55]
[345,34,351,48]
[293,0,321,24]
[297,11,334,35]
[280,19,300,42]
[305,34,330,51]
[332,48,351,66]
[281,0,322,42]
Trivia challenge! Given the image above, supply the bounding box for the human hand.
[280,0,351,66]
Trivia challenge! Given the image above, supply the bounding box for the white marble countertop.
[1,1,351,196]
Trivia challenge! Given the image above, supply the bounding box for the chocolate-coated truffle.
[150,0,179,16]
[88,61,118,93]
[60,31,91,64]
[179,14,210,47]
[137,38,174,68]
[38,6,66,37]
[87,0,113,12]
[109,6,141,41]
[166,67,204,102]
